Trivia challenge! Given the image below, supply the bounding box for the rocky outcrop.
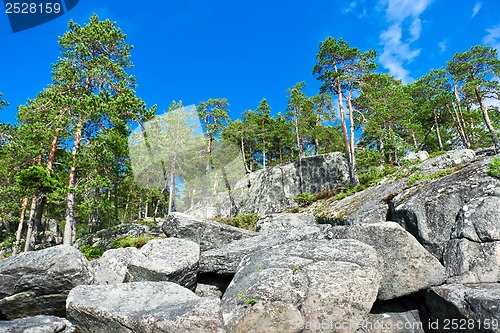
[391,155,500,260]
[199,226,321,275]
[326,222,446,300]
[187,152,349,218]
[90,247,138,285]
[309,179,407,226]
[0,315,76,333]
[255,213,316,233]
[67,282,224,333]
[0,245,94,319]
[425,283,500,332]
[127,238,200,290]
[221,239,380,332]
[419,149,475,173]
[163,212,256,251]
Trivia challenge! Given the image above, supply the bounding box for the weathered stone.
[163,212,256,251]
[425,283,500,332]
[199,226,321,275]
[419,149,476,172]
[195,283,223,298]
[90,247,138,285]
[256,213,316,233]
[0,245,93,319]
[358,310,425,333]
[326,222,446,300]
[391,156,500,260]
[67,282,225,333]
[127,238,200,290]
[404,151,429,162]
[187,152,349,218]
[452,196,500,242]
[0,315,76,333]
[443,238,500,284]
[310,179,406,226]
[221,239,380,333]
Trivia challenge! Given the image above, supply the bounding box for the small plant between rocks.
[293,192,317,207]
[488,157,500,179]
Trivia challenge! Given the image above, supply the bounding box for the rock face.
[187,152,349,218]
[199,226,321,275]
[326,222,446,300]
[127,238,200,290]
[221,239,380,333]
[310,179,407,226]
[67,282,224,333]
[419,149,475,172]
[391,156,500,260]
[0,245,94,319]
[256,213,316,233]
[425,283,500,332]
[90,247,138,285]
[0,315,76,333]
[163,212,256,251]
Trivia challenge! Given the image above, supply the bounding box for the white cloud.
[438,40,447,52]
[472,2,482,18]
[378,0,433,82]
[483,25,500,52]
[343,1,357,13]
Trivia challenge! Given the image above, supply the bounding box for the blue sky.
[1,0,499,124]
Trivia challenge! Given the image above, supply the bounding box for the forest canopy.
[0,15,499,253]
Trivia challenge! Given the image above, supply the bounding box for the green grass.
[293,192,317,207]
[80,244,105,260]
[111,235,156,249]
[488,157,500,179]
[407,168,455,186]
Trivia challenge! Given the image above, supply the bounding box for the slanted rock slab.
[221,239,380,333]
[256,213,316,234]
[200,226,321,275]
[163,212,256,251]
[0,315,76,333]
[127,238,200,290]
[0,245,94,319]
[67,281,224,333]
[326,222,446,300]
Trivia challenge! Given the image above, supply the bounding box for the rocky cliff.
[1,149,500,332]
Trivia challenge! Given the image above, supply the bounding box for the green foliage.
[407,168,455,186]
[243,298,258,305]
[428,150,447,159]
[112,235,156,248]
[80,244,105,260]
[233,214,259,230]
[488,157,500,179]
[0,232,15,249]
[293,192,317,207]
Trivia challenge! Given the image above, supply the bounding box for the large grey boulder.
[419,149,475,173]
[425,283,500,332]
[221,239,380,333]
[0,315,75,333]
[187,152,349,218]
[163,212,256,251]
[67,281,224,333]
[0,245,94,319]
[452,196,500,242]
[326,222,445,300]
[358,311,426,333]
[391,156,500,260]
[309,179,407,226]
[90,247,138,285]
[127,238,200,290]
[443,239,500,284]
[199,226,321,275]
[256,213,316,233]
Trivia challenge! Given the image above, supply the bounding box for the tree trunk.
[475,86,500,151]
[433,109,444,150]
[346,91,360,186]
[24,197,37,252]
[64,122,83,246]
[167,165,176,215]
[13,197,28,255]
[452,85,471,148]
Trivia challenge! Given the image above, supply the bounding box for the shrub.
[233,214,259,230]
[80,244,104,260]
[293,192,317,207]
[112,235,155,249]
[488,157,500,179]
